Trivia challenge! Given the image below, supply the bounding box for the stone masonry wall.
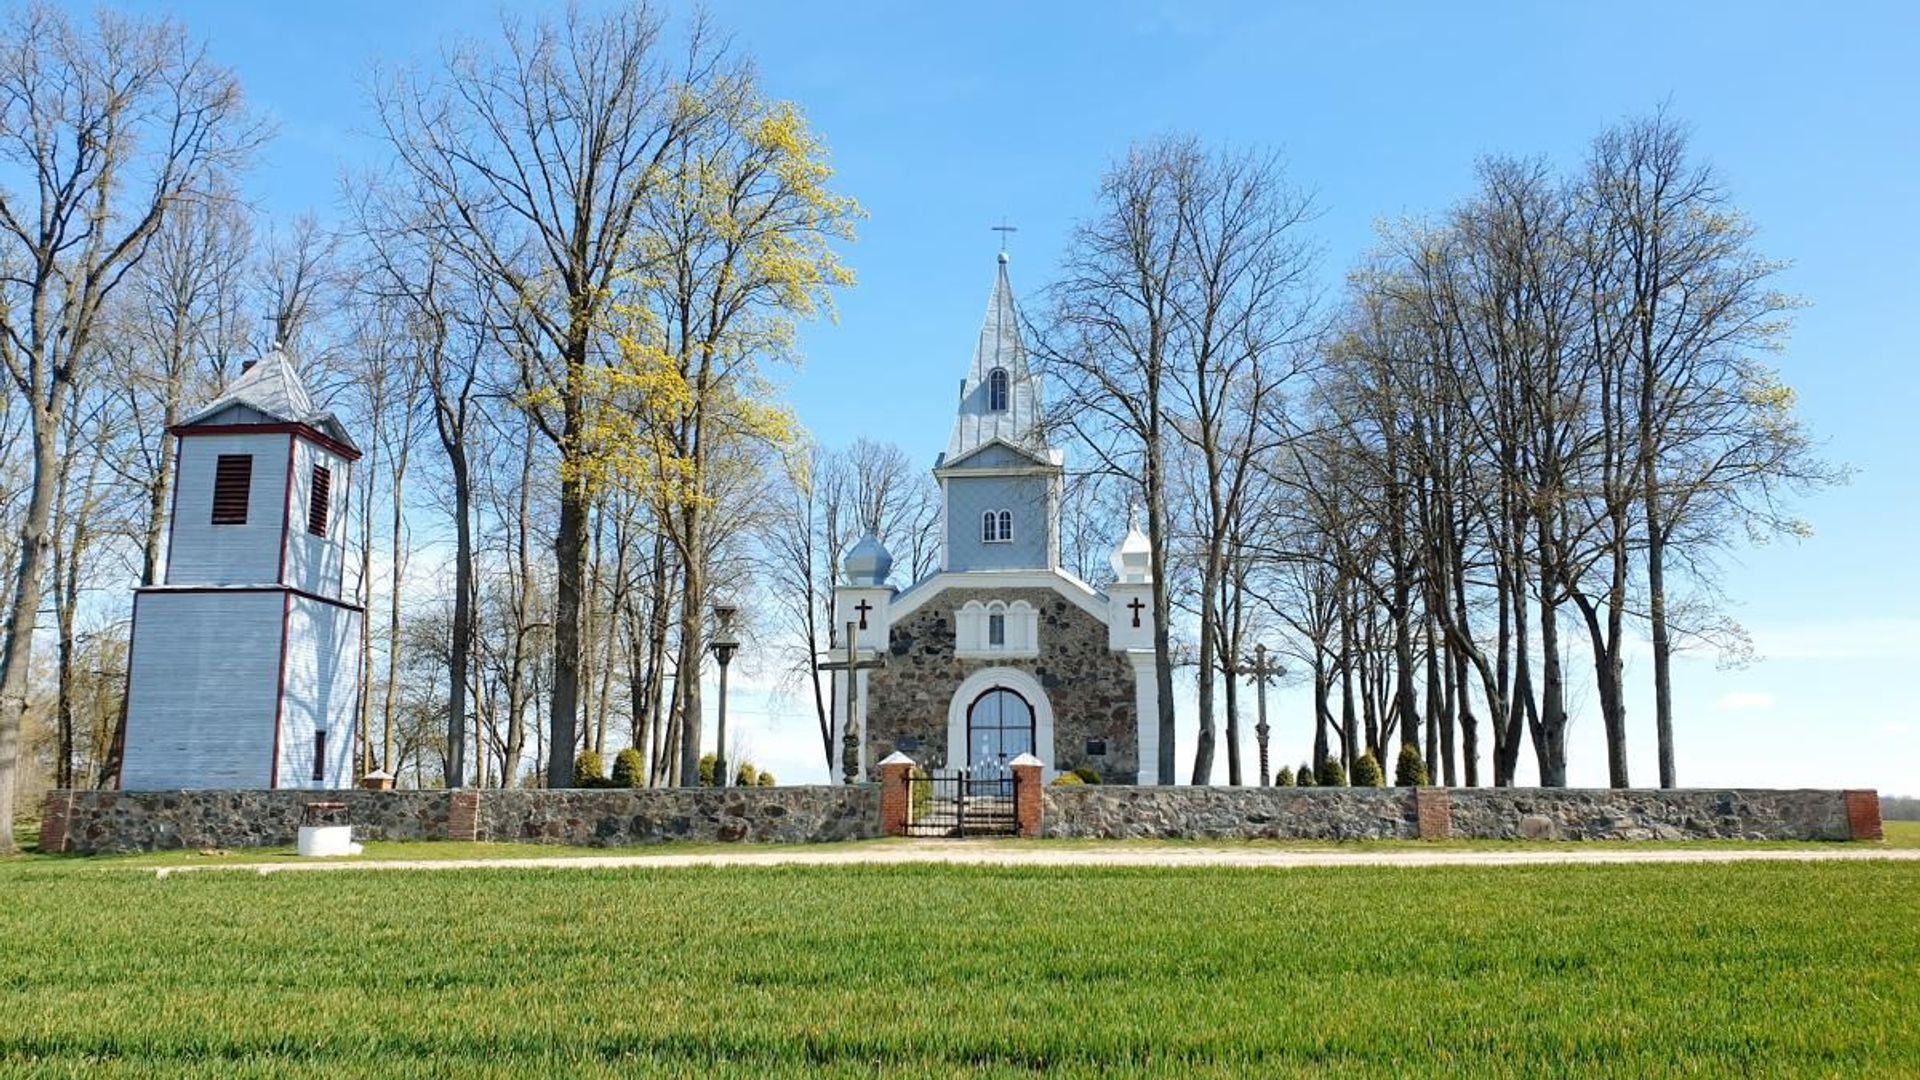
[1042,786,1867,841]
[46,786,881,854]
[40,784,1874,853]
[476,786,880,845]
[868,587,1138,781]
[1042,786,1420,841]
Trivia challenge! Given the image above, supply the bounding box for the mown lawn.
[1,858,1915,1077]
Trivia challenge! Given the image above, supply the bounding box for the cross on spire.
[991,218,1018,255]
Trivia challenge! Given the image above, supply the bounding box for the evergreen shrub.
[574,751,606,789]
[1351,752,1385,788]
[1296,762,1316,787]
[1316,759,1347,787]
[1395,744,1430,786]
[610,748,645,788]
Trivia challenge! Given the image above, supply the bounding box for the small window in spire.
[987,367,1009,412]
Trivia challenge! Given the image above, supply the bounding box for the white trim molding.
[891,568,1107,623]
[955,598,1039,658]
[946,666,1054,778]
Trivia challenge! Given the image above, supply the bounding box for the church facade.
[831,255,1161,784]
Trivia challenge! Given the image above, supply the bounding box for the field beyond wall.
[2,855,1916,1077]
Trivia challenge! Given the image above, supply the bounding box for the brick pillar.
[1844,789,1883,841]
[1414,787,1452,841]
[877,752,916,837]
[1009,753,1044,838]
[39,790,74,854]
[448,790,481,842]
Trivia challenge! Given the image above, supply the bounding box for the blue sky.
[120,1,1918,791]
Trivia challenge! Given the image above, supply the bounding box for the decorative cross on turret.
[991,218,1018,253]
[1128,597,1146,628]
[854,598,873,630]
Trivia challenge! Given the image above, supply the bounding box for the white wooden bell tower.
[120,349,365,790]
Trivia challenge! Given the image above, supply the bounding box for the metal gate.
[904,767,1019,837]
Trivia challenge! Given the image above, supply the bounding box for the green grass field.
[3,853,1916,1077]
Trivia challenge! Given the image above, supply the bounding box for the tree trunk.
[446,450,472,788]
[548,463,589,787]
[0,419,59,854]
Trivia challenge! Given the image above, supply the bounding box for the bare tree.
[1037,139,1193,784]
[372,2,710,786]
[0,6,260,851]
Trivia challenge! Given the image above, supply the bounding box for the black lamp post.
[710,603,740,788]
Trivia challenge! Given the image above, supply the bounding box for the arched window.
[967,687,1035,772]
[981,509,1013,543]
[987,367,1009,412]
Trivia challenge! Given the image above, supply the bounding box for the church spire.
[944,254,1047,463]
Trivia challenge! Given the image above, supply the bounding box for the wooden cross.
[1127,597,1146,629]
[816,621,886,784]
[854,598,873,630]
[1241,644,1284,787]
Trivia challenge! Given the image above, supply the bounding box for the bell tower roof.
[942,255,1051,465]
[179,345,360,456]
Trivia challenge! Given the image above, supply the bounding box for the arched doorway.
[967,686,1034,775]
[946,666,1054,778]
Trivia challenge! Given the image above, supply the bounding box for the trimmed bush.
[573,750,606,789]
[698,753,718,787]
[735,763,760,788]
[1071,766,1101,784]
[1316,759,1347,787]
[610,748,645,788]
[756,771,776,788]
[1395,743,1429,787]
[1274,766,1294,787]
[908,767,931,819]
[1295,762,1316,787]
[1051,772,1085,786]
[1351,752,1385,788]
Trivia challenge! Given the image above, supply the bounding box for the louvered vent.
[308,464,331,537]
[211,455,252,524]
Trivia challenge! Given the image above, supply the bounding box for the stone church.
[831,254,1161,785]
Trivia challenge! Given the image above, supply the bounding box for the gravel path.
[149,843,1920,878]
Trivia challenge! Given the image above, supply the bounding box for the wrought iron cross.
[991,219,1018,252]
[1128,597,1146,628]
[854,598,873,630]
